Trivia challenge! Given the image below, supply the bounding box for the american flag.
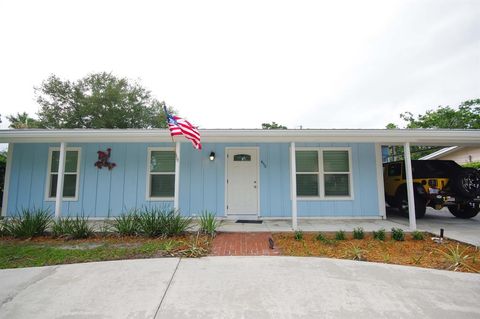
[163,105,202,150]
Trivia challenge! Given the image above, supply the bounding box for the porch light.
[209,151,215,161]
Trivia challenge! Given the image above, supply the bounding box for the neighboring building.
[1,129,479,229]
[420,146,480,164]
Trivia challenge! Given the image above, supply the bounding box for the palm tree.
[7,112,42,129]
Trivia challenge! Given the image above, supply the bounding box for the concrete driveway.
[387,207,480,246]
[1,257,479,319]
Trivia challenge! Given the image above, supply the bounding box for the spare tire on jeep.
[450,168,480,198]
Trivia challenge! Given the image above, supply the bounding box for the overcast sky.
[0,0,478,130]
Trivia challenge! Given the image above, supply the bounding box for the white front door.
[226,148,259,216]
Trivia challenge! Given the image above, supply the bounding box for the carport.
[372,130,480,230]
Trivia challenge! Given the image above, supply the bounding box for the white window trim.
[45,147,81,201]
[296,147,354,201]
[146,147,175,201]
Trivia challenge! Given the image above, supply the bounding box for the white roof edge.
[0,128,479,145]
[419,146,460,160]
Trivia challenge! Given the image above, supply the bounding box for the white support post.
[174,142,180,211]
[290,142,298,230]
[404,142,417,230]
[55,142,67,219]
[375,143,387,219]
[1,143,14,217]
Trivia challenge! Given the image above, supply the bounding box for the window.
[323,150,350,196]
[147,149,175,199]
[233,154,251,161]
[295,148,352,199]
[46,148,80,200]
[296,151,319,196]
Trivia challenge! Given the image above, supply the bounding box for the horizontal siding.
[6,142,381,218]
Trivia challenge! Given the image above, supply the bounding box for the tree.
[261,122,287,129]
[6,112,43,129]
[385,123,398,129]
[400,99,480,129]
[384,99,479,161]
[35,73,173,129]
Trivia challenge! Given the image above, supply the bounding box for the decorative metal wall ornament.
[94,148,116,170]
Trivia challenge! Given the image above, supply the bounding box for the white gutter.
[0,129,479,145]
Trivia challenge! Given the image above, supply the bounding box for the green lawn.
[0,236,210,269]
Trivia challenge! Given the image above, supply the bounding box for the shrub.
[335,230,346,241]
[353,227,364,239]
[315,232,326,242]
[4,208,52,238]
[199,211,220,237]
[69,216,94,239]
[412,231,425,240]
[391,228,405,241]
[112,212,139,236]
[52,216,93,239]
[462,161,480,169]
[51,218,74,238]
[344,244,366,261]
[137,207,191,237]
[294,230,304,241]
[162,210,192,236]
[373,228,386,241]
[137,208,165,237]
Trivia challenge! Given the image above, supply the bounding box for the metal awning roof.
[0,128,479,146]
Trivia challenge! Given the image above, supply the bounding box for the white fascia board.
[0,129,480,145]
[419,146,459,160]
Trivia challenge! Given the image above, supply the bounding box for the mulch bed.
[272,232,480,273]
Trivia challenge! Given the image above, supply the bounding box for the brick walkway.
[211,232,281,256]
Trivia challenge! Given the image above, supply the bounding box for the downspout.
[55,142,67,219]
[404,142,417,230]
[290,142,298,230]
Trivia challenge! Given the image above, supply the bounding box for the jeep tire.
[395,189,427,219]
[448,204,480,219]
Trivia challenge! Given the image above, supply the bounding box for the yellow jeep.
[383,160,480,219]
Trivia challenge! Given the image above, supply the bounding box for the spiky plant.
[199,211,220,237]
[5,208,52,238]
[436,244,479,272]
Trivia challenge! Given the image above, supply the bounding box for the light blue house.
[1,129,479,229]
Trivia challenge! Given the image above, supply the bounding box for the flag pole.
[164,103,178,159]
